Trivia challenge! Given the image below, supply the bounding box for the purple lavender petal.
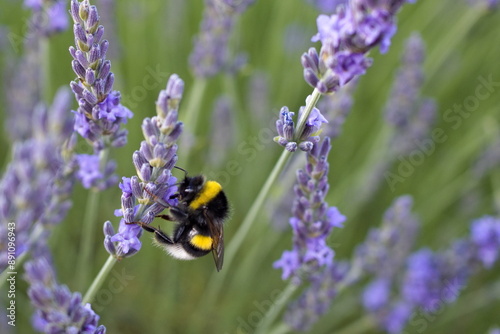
[304,0,413,93]
[68,0,133,189]
[105,75,184,258]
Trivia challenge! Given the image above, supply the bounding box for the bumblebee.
[133,171,229,271]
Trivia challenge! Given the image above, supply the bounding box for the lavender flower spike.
[24,256,106,333]
[470,216,500,268]
[24,0,70,36]
[106,74,184,258]
[353,196,420,333]
[69,0,132,189]
[274,137,346,281]
[69,0,132,150]
[303,0,414,93]
[274,95,328,152]
[361,214,500,333]
[189,0,255,77]
[272,138,347,331]
[385,33,437,156]
[0,87,76,272]
[356,195,419,279]
[284,261,349,331]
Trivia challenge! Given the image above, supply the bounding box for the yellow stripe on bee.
[190,234,213,250]
[189,181,222,210]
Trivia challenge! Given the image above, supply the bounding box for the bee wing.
[207,217,224,272]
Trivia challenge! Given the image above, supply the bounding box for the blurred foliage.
[1,0,500,333]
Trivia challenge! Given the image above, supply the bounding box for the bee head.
[179,175,206,203]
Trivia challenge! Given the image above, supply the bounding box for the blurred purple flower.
[363,278,391,312]
[385,33,436,156]
[76,154,102,188]
[24,256,106,333]
[471,216,500,268]
[0,88,76,271]
[6,1,69,142]
[208,95,237,166]
[382,301,413,334]
[24,0,43,9]
[189,0,255,77]
[358,209,500,333]
[473,138,500,178]
[306,0,346,13]
[76,154,118,190]
[284,261,349,331]
[24,0,69,36]
[402,249,443,311]
[93,0,121,59]
[356,195,419,278]
[47,1,69,32]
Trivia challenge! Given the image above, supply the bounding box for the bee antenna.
[173,165,188,177]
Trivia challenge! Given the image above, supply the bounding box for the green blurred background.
[1,0,500,333]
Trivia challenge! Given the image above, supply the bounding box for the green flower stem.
[0,248,28,290]
[254,282,299,334]
[82,255,117,304]
[232,156,305,281]
[75,190,101,289]
[295,88,322,141]
[207,148,293,296]
[76,148,109,289]
[333,314,375,334]
[179,78,207,164]
[267,323,290,334]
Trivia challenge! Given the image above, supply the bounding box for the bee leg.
[132,222,174,245]
[169,206,189,220]
[152,229,174,245]
[125,220,177,247]
[126,221,157,234]
[156,214,173,221]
